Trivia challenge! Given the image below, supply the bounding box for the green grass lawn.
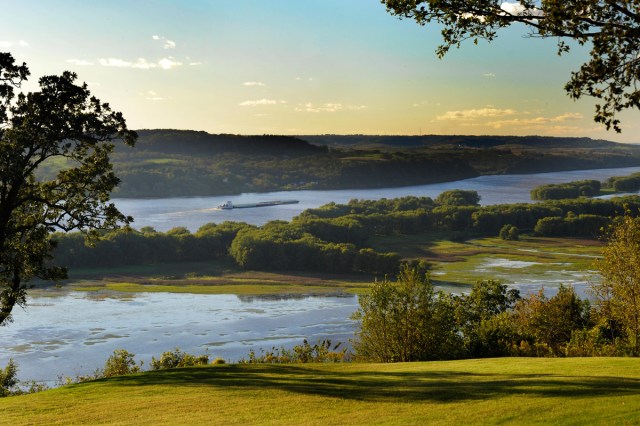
[2,358,639,425]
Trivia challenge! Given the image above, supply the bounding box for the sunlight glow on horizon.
[2,0,638,143]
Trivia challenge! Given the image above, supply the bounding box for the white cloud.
[296,103,367,113]
[189,62,202,66]
[97,57,183,70]
[483,72,496,78]
[0,40,29,48]
[412,100,429,108]
[487,112,584,128]
[144,90,166,101]
[158,57,182,70]
[436,108,517,120]
[239,99,278,107]
[243,81,266,87]
[132,58,157,69]
[500,2,526,15]
[152,35,176,49]
[500,2,543,17]
[67,58,94,66]
[99,57,136,68]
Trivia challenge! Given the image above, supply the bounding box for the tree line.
[52,192,640,277]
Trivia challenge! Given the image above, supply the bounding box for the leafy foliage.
[455,280,520,357]
[352,266,463,362]
[102,349,141,378]
[241,339,349,364]
[0,359,18,397]
[435,190,480,206]
[382,0,640,132]
[594,214,640,355]
[150,348,209,370]
[499,224,519,240]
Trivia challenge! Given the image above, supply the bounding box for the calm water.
[114,166,640,231]
[2,291,358,384]
[3,166,639,384]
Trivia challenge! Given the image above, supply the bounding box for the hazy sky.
[2,0,638,142]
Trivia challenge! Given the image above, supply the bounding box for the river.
[2,292,358,386]
[3,166,640,385]
[113,166,640,231]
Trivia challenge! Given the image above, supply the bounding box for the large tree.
[381,0,640,132]
[0,52,136,325]
[594,214,640,355]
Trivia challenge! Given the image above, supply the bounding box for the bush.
[150,348,209,370]
[240,339,349,364]
[103,349,141,378]
[0,359,18,397]
[499,224,519,240]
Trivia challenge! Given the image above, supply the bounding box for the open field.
[2,358,639,425]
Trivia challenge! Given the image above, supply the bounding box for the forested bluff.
[36,129,640,198]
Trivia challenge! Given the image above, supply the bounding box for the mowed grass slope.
[2,358,639,425]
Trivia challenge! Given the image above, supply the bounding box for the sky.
[2,0,639,143]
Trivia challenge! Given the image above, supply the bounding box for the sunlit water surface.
[1,291,358,385]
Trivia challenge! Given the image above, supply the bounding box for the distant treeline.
[530,171,640,201]
[530,180,601,200]
[52,192,640,275]
[605,172,640,192]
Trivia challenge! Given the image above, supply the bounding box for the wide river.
[113,166,640,231]
[2,166,640,385]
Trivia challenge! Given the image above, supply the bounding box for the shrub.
[102,349,141,378]
[150,348,209,370]
[240,339,349,364]
[0,359,18,397]
[499,224,519,240]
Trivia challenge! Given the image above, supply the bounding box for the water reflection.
[236,293,356,302]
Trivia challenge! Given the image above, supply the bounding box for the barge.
[216,200,299,210]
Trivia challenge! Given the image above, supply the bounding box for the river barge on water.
[216,200,299,210]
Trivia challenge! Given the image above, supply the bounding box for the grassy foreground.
[2,358,639,425]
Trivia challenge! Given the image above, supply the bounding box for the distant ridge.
[298,134,624,149]
[125,129,325,155]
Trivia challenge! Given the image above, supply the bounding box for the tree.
[351,266,462,362]
[513,285,590,356]
[381,0,640,132]
[499,224,519,240]
[456,280,520,357]
[594,214,640,355]
[0,53,136,325]
[435,189,480,206]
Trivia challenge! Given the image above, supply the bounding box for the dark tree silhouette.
[0,52,136,325]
